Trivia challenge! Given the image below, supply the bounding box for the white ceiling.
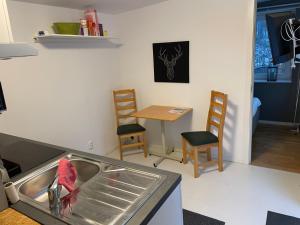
[11,0,168,14]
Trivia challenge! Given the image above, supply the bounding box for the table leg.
[153,157,165,168]
[154,121,167,167]
[161,120,167,154]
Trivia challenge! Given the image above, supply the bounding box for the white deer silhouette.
[158,45,183,80]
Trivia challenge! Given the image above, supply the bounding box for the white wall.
[0,1,121,155]
[0,0,256,163]
[116,0,256,163]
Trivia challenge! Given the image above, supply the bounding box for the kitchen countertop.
[0,133,182,225]
[0,138,65,175]
[0,208,39,225]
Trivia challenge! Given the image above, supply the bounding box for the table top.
[131,105,193,121]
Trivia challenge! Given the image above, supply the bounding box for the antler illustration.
[172,45,183,62]
[157,44,183,81]
[159,48,168,62]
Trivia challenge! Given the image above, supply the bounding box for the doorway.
[250,0,300,173]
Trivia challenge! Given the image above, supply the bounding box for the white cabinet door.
[0,0,13,43]
[147,184,184,225]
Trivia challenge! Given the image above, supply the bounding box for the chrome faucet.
[0,157,10,183]
[48,155,72,211]
[48,176,62,210]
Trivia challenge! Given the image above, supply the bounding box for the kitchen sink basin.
[14,154,165,225]
[18,158,100,207]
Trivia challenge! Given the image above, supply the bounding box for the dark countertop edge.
[1,133,182,225]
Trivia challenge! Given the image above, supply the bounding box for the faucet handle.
[65,154,72,160]
[0,159,10,183]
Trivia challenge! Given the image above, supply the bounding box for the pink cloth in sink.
[57,159,77,192]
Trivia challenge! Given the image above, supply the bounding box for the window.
[255,16,292,82]
[255,19,273,68]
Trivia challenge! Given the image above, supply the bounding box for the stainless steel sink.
[18,158,100,207]
[14,154,165,225]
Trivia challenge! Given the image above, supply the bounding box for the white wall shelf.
[34,34,120,43]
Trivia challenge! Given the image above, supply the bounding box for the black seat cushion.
[117,124,146,135]
[181,131,218,146]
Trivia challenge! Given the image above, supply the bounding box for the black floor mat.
[266,211,300,225]
[183,209,225,225]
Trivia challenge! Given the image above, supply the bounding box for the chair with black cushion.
[181,91,228,178]
[113,89,147,160]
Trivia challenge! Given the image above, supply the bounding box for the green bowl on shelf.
[52,22,80,35]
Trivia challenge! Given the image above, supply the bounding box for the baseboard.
[105,145,119,156]
[259,120,297,126]
[107,144,236,163]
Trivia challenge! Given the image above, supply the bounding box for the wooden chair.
[113,89,147,160]
[181,91,228,178]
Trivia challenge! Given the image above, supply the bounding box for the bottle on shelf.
[84,8,100,36]
[80,19,88,36]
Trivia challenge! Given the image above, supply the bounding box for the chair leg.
[118,136,123,161]
[182,137,187,164]
[143,132,148,158]
[207,147,212,161]
[193,148,199,178]
[137,136,141,149]
[218,142,223,172]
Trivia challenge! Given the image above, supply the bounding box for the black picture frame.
[153,41,189,83]
[0,82,7,112]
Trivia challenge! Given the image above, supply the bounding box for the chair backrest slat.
[113,89,135,94]
[113,89,138,127]
[117,114,134,119]
[211,111,222,120]
[210,120,220,129]
[211,102,223,109]
[115,97,135,103]
[116,105,136,111]
[206,90,228,141]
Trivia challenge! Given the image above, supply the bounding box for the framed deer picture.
[153,41,189,83]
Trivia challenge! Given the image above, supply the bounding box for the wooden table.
[132,105,192,167]
[0,208,40,225]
